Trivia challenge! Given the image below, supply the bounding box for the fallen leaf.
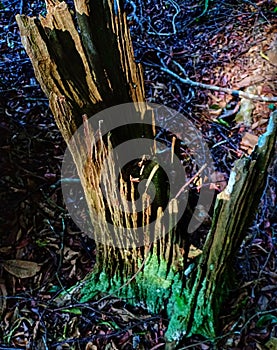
[257,314,277,328]
[261,284,277,292]
[85,343,98,350]
[2,260,41,278]
[110,306,140,322]
[251,118,268,130]
[265,337,277,350]
[0,246,12,254]
[235,75,264,89]
[235,86,256,126]
[240,132,259,154]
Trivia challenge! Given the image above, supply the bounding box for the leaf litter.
[0,0,276,349]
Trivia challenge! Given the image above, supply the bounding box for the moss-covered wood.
[175,112,277,340]
[16,0,277,345]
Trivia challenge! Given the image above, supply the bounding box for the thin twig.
[147,0,180,36]
[161,65,277,102]
[240,308,277,333]
[175,163,208,199]
[143,61,277,102]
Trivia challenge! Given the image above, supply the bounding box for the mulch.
[0,0,276,349]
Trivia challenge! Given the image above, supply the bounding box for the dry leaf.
[251,118,268,130]
[0,246,12,254]
[2,260,41,278]
[236,75,264,89]
[265,337,277,350]
[240,132,259,154]
[261,285,277,292]
[235,86,256,126]
[85,342,98,350]
[110,306,140,322]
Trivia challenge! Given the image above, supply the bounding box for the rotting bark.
[173,111,277,340]
[16,0,277,345]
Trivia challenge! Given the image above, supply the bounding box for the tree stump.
[16,0,277,344]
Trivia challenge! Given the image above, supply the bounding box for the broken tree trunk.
[16,0,277,344]
[172,112,277,340]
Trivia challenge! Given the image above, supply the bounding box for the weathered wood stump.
[16,0,277,344]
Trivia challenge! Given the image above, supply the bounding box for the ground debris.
[0,1,276,349]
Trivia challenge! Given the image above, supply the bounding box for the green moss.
[80,253,181,311]
[79,252,218,342]
[165,290,190,341]
[184,275,217,338]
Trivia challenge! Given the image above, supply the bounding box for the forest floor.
[0,0,277,349]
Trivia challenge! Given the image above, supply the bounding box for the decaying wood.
[16,0,145,137]
[16,0,150,268]
[16,0,189,278]
[182,110,277,338]
[16,0,277,344]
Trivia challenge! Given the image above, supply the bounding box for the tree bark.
[16,0,277,344]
